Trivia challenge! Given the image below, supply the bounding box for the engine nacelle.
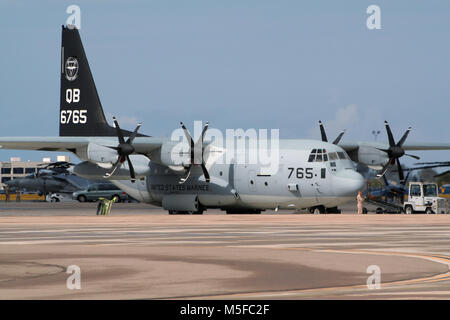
[157,141,190,173]
[354,145,389,168]
[77,142,118,164]
[73,155,151,180]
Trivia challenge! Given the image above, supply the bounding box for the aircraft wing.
[0,137,89,151]
[0,137,166,154]
[338,141,450,152]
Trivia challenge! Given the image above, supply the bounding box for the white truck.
[404,182,449,214]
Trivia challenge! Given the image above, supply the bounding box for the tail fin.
[60,25,118,136]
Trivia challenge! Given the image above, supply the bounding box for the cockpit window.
[337,152,347,160]
[308,149,330,162]
[329,152,338,161]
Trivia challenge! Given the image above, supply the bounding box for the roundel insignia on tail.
[65,57,79,81]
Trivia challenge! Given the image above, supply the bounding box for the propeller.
[318,120,346,145]
[179,121,210,184]
[104,117,142,182]
[376,121,420,182]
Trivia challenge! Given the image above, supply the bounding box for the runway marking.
[183,248,450,299]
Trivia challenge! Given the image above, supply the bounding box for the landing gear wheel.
[311,206,325,214]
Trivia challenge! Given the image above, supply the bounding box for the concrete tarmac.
[1,202,450,299]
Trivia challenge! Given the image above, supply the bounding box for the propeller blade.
[396,158,405,183]
[332,130,346,145]
[384,120,396,147]
[179,166,192,184]
[126,122,142,144]
[396,127,411,147]
[201,121,209,141]
[405,154,420,160]
[404,170,414,185]
[180,122,195,160]
[376,160,392,179]
[319,121,328,142]
[201,163,210,183]
[126,156,136,182]
[104,159,122,179]
[112,117,126,145]
[193,122,209,165]
[382,174,389,186]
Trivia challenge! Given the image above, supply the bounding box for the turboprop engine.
[73,155,151,180]
[157,121,211,183]
[77,142,118,165]
[351,145,389,169]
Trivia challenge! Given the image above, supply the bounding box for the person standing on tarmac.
[4,186,10,203]
[357,191,365,214]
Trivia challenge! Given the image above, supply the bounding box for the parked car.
[72,183,129,202]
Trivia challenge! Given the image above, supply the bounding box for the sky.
[0,0,449,168]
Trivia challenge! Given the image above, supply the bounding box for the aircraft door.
[312,166,330,204]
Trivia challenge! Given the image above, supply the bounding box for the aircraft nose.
[334,170,365,197]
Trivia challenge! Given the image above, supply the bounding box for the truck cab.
[404,182,449,214]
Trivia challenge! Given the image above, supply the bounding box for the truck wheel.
[405,205,413,215]
[426,207,434,214]
[78,195,87,203]
[362,207,368,214]
[376,207,384,214]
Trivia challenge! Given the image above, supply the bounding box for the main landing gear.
[308,206,341,214]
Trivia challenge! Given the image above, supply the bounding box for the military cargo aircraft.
[0,25,449,214]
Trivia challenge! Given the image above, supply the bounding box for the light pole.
[372,130,381,141]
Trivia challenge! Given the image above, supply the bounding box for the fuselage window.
[323,154,328,162]
[308,154,315,162]
[316,154,323,162]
